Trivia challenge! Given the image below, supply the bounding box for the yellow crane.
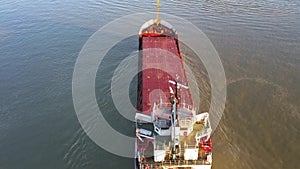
[155,0,160,25]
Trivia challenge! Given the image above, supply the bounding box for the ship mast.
[155,0,160,25]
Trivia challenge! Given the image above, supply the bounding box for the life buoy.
[201,145,212,152]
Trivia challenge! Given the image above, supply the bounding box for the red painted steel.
[139,35,193,115]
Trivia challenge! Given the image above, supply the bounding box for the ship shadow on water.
[95,35,138,138]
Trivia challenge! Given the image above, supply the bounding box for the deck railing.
[155,102,194,111]
[140,159,210,169]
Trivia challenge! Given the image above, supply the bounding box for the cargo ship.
[134,1,213,169]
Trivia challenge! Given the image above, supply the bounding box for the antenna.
[168,80,189,89]
[155,0,160,25]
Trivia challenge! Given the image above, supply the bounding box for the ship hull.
[135,19,212,169]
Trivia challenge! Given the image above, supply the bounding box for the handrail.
[155,102,194,111]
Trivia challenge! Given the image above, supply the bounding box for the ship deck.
[138,34,193,115]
